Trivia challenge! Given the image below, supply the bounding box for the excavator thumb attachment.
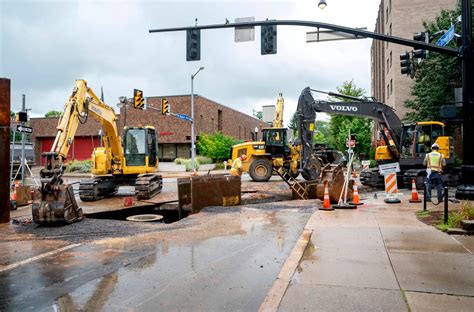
[32,184,83,225]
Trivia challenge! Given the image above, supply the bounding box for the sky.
[0,0,381,126]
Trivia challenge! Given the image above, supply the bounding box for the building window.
[386,8,389,22]
[390,51,393,67]
[387,84,390,98]
[217,109,223,132]
[389,23,392,36]
[387,58,390,73]
[211,118,214,133]
[199,114,203,133]
[390,79,393,94]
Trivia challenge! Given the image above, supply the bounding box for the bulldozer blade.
[32,184,83,225]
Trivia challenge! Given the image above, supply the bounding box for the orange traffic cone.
[321,181,334,211]
[350,181,364,205]
[409,179,422,203]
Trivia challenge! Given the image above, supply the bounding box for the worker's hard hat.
[240,154,247,160]
[431,143,440,149]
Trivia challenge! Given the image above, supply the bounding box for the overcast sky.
[1,0,381,125]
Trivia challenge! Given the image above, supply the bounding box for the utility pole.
[191,67,205,172]
[21,94,26,185]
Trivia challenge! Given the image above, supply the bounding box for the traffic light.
[400,51,412,76]
[186,29,201,61]
[261,24,277,55]
[161,98,170,115]
[16,111,28,122]
[413,31,430,59]
[133,89,145,109]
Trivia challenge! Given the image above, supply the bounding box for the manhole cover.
[126,214,164,222]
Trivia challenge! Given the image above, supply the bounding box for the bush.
[64,159,92,173]
[460,201,474,220]
[174,156,213,171]
[197,132,237,161]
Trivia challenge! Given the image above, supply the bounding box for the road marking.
[0,243,82,273]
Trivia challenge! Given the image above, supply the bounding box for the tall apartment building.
[371,0,457,118]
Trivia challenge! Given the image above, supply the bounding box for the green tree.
[45,110,62,118]
[197,132,238,161]
[314,120,330,145]
[404,4,462,122]
[328,80,373,156]
[288,112,298,136]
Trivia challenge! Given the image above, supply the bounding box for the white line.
[0,243,82,273]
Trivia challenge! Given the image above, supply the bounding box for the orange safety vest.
[426,151,443,172]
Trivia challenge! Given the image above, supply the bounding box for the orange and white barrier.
[384,173,401,203]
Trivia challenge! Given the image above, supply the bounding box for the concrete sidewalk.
[277,194,474,312]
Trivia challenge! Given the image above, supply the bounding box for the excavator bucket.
[32,184,83,225]
[316,164,353,203]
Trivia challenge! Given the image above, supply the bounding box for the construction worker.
[423,143,446,204]
[230,154,247,176]
[417,131,431,153]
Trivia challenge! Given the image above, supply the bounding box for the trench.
[85,202,188,224]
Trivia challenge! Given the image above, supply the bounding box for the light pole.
[191,66,205,172]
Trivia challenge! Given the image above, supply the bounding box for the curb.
[258,209,319,312]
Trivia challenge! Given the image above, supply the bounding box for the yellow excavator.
[32,79,162,225]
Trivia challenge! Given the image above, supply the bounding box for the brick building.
[30,94,265,163]
[371,0,457,117]
[370,0,461,155]
[30,117,105,165]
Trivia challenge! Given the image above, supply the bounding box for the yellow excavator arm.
[51,79,123,169]
[273,93,284,128]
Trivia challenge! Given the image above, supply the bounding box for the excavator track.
[79,177,118,202]
[135,173,163,200]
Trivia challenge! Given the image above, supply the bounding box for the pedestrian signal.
[133,89,145,109]
[161,98,170,115]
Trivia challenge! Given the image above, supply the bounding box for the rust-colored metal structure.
[0,78,11,223]
[178,174,241,214]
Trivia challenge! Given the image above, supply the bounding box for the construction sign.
[384,173,398,194]
[133,89,145,109]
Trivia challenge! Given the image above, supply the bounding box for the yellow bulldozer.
[32,79,162,225]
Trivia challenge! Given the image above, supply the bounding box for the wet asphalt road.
[1,202,314,311]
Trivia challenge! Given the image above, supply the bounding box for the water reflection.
[54,272,118,311]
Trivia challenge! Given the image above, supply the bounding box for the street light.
[318,0,327,9]
[191,66,205,172]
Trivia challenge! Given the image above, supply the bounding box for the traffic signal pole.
[150,9,473,198]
